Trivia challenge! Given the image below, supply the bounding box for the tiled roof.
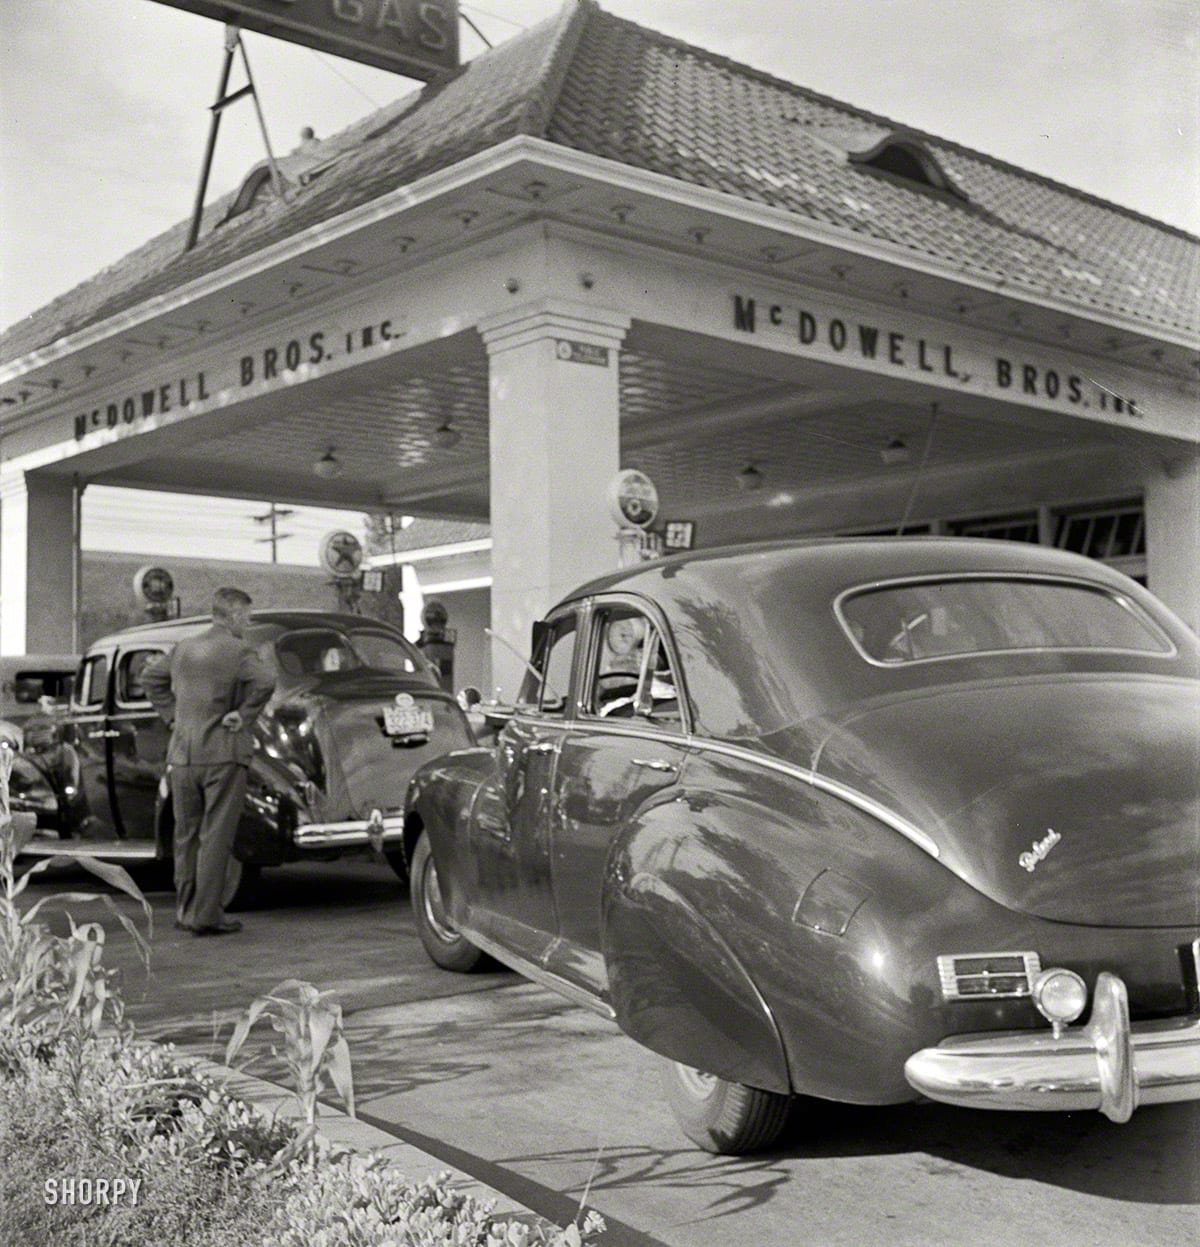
[3,0,1196,361]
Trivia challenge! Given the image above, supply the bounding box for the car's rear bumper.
[292,810,404,851]
[904,973,1200,1121]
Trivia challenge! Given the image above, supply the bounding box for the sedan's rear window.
[838,577,1172,665]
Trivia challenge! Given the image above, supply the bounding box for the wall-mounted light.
[313,447,343,479]
[737,463,763,492]
[880,438,911,466]
[432,421,461,449]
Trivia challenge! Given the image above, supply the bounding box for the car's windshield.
[838,577,1173,665]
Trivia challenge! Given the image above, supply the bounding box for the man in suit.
[142,587,274,936]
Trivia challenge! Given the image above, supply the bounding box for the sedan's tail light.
[937,951,1042,1001]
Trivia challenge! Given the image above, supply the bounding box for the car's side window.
[586,606,681,726]
[77,654,110,710]
[518,614,577,715]
[116,648,166,707]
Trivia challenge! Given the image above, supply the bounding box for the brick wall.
[81,552,341,647]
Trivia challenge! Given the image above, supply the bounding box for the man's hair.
[212,587,252,620]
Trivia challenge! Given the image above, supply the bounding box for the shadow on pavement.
[773,1095,1199,1206]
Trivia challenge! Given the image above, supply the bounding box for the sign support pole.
[185,24,286,252]
[186,28,236,252]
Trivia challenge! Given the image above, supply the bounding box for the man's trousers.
[169,763,247,929]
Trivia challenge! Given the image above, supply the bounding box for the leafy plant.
[0,744,152,1054]
[225,979,355,1164]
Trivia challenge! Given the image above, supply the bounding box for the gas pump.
[416,599,456,691]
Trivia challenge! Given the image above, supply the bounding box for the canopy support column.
[0,469,80,654]
[480,302,631,697]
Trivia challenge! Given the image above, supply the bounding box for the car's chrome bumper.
[905,972,1200,1121]
[292,811,404,851]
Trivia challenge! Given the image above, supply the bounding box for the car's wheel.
[223,858,261,911]
[410,833,484,972]
[383,848,409,884]
[661,1059,791,1154]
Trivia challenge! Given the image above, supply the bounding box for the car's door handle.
[632,757,677,773]
[87,729,121,739]
[527,740,557,754]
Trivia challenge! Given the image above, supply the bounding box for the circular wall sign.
[319,530,364,577]
[606,469,659,530]
[133,565,174,605]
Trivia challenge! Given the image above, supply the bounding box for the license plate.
[382,704,434,737]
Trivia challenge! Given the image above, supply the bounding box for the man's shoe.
[174,919,194,932]
[193,920,243,937]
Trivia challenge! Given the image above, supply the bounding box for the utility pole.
[252,503,295,563]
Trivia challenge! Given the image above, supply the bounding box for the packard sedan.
[17,611,474,900]
[403,538,1200,1154]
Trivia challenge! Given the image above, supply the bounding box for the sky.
[1,0,1197,562]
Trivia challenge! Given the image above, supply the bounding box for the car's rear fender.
[156,755,303,867]
[601,795,792,1094]
[601,760,971,1104]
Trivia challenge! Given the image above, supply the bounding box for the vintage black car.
[403,538,1200,1154]
[17,611,474,900]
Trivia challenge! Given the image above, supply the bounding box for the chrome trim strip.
[18,839,158,861]
[688,736,941,859]
[508,718,940,858]
[293,815,404,848]
[460,926,617,1021]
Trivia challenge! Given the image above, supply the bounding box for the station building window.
[1053,498,1146,584]
[842,498,1146,583]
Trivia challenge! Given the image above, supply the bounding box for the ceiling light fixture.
[737,463,763,492]
[313,446,343,479]
[432,421,461,449]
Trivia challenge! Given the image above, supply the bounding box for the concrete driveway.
[23,855,1200,1247]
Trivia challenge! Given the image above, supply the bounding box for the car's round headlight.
[1032,967,1088,1033]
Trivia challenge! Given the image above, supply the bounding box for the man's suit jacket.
[142,622,275,767]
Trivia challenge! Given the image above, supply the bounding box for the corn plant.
[225,979,355,1165]
[0,743,151,1050]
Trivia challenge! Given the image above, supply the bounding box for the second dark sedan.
[403,538,1200,1154]
[17,610,474,898]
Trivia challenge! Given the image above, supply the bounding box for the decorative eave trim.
[3,134,1194,388]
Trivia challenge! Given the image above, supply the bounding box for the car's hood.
[809,675,1199,927]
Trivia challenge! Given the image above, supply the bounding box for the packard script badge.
[1019,828,1061,873]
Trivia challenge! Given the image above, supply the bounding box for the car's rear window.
[838,576,1173,665]
[271,627,431,678]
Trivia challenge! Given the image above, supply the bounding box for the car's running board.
[18,838,159,861]
[463,927,617,1021]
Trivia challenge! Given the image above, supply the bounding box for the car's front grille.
[938,952,1042,1001]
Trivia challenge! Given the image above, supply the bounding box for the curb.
[194,1058,537,1223]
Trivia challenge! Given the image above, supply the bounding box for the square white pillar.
[1,469,79,655]
[481,302,631,697]
[1145,453,1200,634]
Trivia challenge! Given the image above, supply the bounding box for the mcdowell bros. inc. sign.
[154,1,459,79]
[731,292,1144,422]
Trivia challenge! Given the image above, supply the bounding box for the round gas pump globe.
[319,530,364,578]
[607,469,659,530]
[133,565,175,605]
